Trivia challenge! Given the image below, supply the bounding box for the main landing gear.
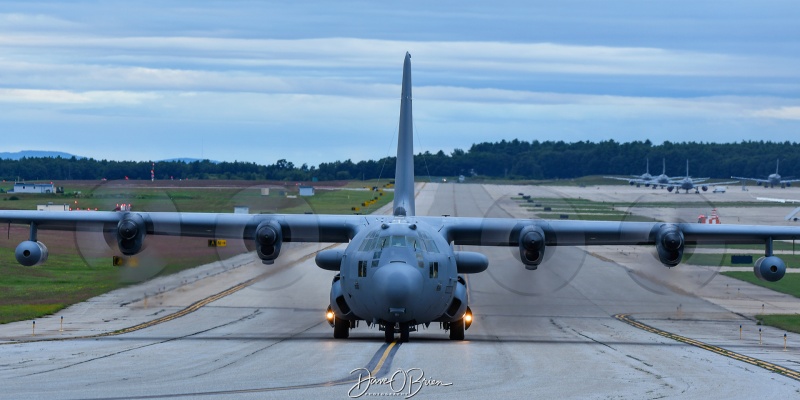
[449,318,465,340]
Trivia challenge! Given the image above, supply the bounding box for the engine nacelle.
[701,186,708,192]
[667,186,674,192]
[117,214,146,256]
[315,249,344,271]
[629,181,635,186]
[654,224,684,266]
[519,225,545,270]
[454,251,488,273]
[15,240,49,266]
[255,220,282,264]
[754,256,786,282]
[787,183,792,188]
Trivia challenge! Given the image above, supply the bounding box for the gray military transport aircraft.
[0,53,797,343]
[666,160,738,194]
[732,159,800,189]
[605,159,677,189]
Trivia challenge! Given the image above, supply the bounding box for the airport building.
[299,186,315,196]
[10,182,56,193]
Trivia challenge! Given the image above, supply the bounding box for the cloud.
[0,13,80,30]
[1,35,795,79]
[752,106,800,120]
[0,89,159,105]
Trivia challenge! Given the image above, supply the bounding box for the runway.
[1,183,800,399]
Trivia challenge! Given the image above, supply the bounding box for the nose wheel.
[399,323,410,342]
[384,323,411,342]
[384,324,395,343]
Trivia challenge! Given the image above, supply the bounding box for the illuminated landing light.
[325,306,336,328]
[464,307,473,330]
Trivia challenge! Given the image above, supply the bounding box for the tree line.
[1,140,799,182]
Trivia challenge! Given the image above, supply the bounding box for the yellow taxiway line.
[615,313,800,382]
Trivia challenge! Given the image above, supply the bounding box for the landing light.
[326,311,335,321]
[464,307,474,330]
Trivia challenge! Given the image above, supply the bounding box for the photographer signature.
[348,367,453,398]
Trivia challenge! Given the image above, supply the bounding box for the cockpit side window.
[418,231,439,253]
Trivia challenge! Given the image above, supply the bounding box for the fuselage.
[329,218,467,326]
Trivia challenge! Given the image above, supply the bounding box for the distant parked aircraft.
[667,160,738,194]
[732,160,800,188]
[604,159,655,187]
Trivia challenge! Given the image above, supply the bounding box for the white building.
[37,203,70,211]
[11,182,56,193]
[299,186,315,196]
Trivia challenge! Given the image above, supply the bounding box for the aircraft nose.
[374,262,423,320]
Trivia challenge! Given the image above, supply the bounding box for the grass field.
[722,272,800,333]
[722,271,800,298]
[0,182,393,324]
[684,252,800,268]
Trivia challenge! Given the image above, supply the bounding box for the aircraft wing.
[418,217,800,247]
[0,210,377,253]
[731,176,768,184]
[2,208,446,269]
[418,215,797,275]
[603,176,651,184]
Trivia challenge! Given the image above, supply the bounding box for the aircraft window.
[371,259,379,267]
[359,238,374,252]
[378,237,389,249]
[390,235,406,247]
[429,261,439,278]
[416,252,424,268]
[424,239,439,253]
[358,260,368,277]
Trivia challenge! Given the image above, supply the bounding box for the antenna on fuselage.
[393,52,415,217]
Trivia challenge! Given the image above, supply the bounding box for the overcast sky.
[1,1,799,166]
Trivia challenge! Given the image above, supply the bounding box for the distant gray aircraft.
[607,159,703,189]
[667,160,738,193]
[604,158,654,187]
[0,53,796,342]
[732,159,800,188]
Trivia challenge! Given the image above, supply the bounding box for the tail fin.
[686,159,690,177]
[645,158,650,174]
[393,52,415,217]
[662,158,666,175]
[777,159,780,174]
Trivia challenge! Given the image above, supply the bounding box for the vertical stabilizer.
[646,158,650,174]
[662,158,666,175]
[777,159,781,174]
[393,52,415,217]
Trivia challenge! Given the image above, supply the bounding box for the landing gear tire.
[384,324,395,343]
[399,322,410,342]
[333,317,349,339]
[449,318,465,340]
